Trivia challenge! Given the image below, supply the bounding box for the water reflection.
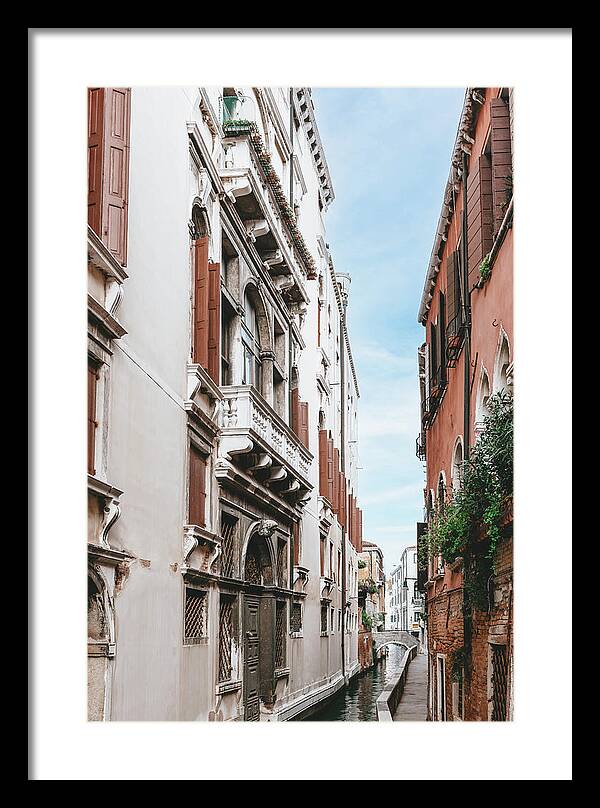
[303,644,407,721]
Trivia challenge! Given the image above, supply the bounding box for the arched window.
[437,473,446,515]
[242,291,262,390]
[452,438,464,493]
[476,369,491,434]
[494,332,512,395]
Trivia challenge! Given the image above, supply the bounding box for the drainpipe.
[339,287,347,680]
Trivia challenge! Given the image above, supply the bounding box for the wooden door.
[243,595,261,721]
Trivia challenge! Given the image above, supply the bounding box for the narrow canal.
[302,644,406,721]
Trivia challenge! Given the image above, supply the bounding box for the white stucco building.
[385,545,423,637]
[87,86,363,721]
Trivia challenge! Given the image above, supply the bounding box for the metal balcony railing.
[415,432,426,461]
[446,314,466,367]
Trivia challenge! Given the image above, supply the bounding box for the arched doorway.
[242,528,278,721]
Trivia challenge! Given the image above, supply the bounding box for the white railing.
[220,385,312,484]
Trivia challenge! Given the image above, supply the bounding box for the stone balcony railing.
[217,385,313,509]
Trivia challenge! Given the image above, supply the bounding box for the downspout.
[340,291,347,679]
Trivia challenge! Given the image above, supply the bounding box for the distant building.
[386,546,422,638]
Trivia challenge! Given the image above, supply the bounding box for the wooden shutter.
[291,388,300,435]
[446,252,457,336]
[327,435,334,504]
[338,474,346,529]
[429,322,438,390]
[193,237,209,367]
[438,292,447,383]
[87,362,98,475]
[188,445,206,527]
[292,521,299,567]
[358,508,363,553]
[467,153,493,291]
[490,96,513,235]
[318,429,328,497]
[348,492,354,545]
[103,88,131,266]
[299,401,309,450]
[332,448,340,513]
[87,88,105,237]
[208,262,221,384]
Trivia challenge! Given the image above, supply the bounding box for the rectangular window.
[491,644,508,721]
[188,445,207,527]
[329,542,334,580]
[320,537,325,576]
[184,586,207,644]
[221,297,234,386]
[87,360,99,475]
[218,594,234,682]
[275,601,286,668]
[320,604,328,634]
[436,655,447,721]
[452,668,465,720]
[330,607,335,633]
[220,511,238,579]
[290,602,302,634]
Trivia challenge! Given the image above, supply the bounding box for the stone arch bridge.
[373,630,419,652]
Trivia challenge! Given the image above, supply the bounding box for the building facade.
[87,86,363,721]
[385,546,422,637]
[416,87,513,721]
[357,541,385,668]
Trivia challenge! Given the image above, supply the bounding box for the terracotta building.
[357,542,384,669]
[87,87,363,721]
[416,87,513,721]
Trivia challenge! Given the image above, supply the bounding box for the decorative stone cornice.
[183,524,221,573]
[87,226,128,285]
[87,476,123,548]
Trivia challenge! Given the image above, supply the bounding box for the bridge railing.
[375,644,418,721]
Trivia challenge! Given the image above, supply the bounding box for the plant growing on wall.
[424,390,513,612]
[479,254,492,282]
[358,559,367,569]
[361,610,373,631]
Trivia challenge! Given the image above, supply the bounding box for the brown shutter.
[339,474,346,529]
[327,435,334,504]
[446,252,457,336]
[87,88,105,237]
[102,88,131,266]
[292,521,299,567]
[193,237,209,367]
[318,430,328,497]
[208,262,221,384]
[348,491,354,545]
[490,96,513,235]
[467,153,493,290]
[358,508,363,553]
[87,363,98,475]
[332,448,340,513]
[188,445,207,527]
[429,322,438,390]
[291,388,300,435]
[438,292,447,383]
[299,401,309,450]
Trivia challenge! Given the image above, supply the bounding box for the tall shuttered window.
[188,445,207,528]
[87,360,99,475]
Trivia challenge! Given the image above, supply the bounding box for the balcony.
[415,432,426,461]
[218,95,312,302]
[216,385,313,515]
[446,313,466,368]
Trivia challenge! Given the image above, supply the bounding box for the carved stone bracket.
[245,218,269,242]
[88,476,124,549]
[183,524,221,573]
[320,576,334,601]
[256,518,278,538]
[293,565,310,593]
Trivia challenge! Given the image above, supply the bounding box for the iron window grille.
[275,601,286,668]
[218,595,234,682]
[184,587,207,644]
[491,644,509,721]
[220,512,238,579]
[290,602,302,634]
[446,314,466,367]
[277,540,288,589]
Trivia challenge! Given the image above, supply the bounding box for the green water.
[302,645,406,721]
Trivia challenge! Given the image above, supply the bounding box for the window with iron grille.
[218,594,234,682]
[491,644,508,721]
[277,539,287,588]
[184,586,207,644]
[275,601,286,668]
[220,511,238,579]
[290,602,302,634]
[320,604,328,634]
[452,668,464,720]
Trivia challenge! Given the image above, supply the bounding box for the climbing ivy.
[424,391,513,612]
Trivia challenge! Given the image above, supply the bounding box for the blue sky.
[312,87,465,575]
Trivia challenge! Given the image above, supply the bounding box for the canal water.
[302,644,406,721]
